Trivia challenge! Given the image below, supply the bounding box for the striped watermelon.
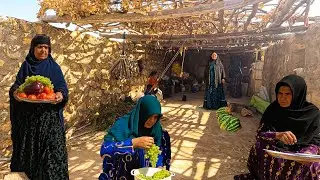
[216,108,241,132]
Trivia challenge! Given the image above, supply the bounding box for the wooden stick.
[101,25,307,41]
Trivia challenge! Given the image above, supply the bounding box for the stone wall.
[0,17,165,151]
[304,23,320,107]
[262,23,320,107]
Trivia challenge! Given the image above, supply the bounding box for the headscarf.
[104,95,163,146]
[204,53,225,88]
[9,34,68,125]
[260,74,320,147]
[9,34,68,98]
[29,34,51,54]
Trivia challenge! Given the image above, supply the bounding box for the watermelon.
[216,110,241,132]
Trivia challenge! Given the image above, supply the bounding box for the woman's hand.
[132,136,154,149]
[55,92,63,103]
[221,79,225,84]
[276,131,297,145]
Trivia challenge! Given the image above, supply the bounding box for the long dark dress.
[9,54,69,180]
[203,61,227,109]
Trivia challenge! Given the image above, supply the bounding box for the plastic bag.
[250,95,270,114]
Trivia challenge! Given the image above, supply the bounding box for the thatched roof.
[38,0,316,52]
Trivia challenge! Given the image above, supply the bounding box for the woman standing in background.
[203,52,227,109]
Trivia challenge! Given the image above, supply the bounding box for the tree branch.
[304,0,311,22]
[244,3,259,31]
[280,0,307,25]
[269,0,298,28]
[224,9,237,32]
[233,10,240,32]
[200,20,220,32]
[218,0,224,33]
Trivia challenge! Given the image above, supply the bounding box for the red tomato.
[46,92,56,100]
[18,92,27,98]
[37,93,47,99]
[43,86,50,94]
[43,87,51,94]
[28,94,37,100]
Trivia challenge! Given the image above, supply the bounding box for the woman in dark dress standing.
[203,52,227,110]
[9,34,69,179]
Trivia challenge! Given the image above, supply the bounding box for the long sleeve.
[298,144,319,154]
[100,139,134,157]
[9,62,28,98]
[156,154,164,167]
[50,63,68,109]
[221,64,226,80]
[100,139,140,179]
[101,139,165,168]
[256,123,276,143]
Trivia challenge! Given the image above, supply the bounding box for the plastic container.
[131,167,175,180]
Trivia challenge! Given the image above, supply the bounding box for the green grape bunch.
[144,144,161,168]
[137,174,153,180]
[152,169,171,179]
[18,75,54,92]
[136,169,171,180]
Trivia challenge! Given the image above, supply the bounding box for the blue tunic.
[99,130,171,180]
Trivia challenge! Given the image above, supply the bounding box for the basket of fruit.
[14,75,57,103]
[131,167,175,180]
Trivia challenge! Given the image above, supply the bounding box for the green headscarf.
[104,95,163,146]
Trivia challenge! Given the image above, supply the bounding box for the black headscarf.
[29,34,51,54]
[260,74,320,147]
[9,34,68,125]
[10,34,67,97]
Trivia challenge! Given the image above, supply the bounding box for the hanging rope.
[161,34,173,69]
[181,46,186,77]
[158,42,186,81]
[110,32,140,80]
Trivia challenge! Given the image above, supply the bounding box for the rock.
[240,108,253,117]
[0,59,4,66]
[4,173,29,180]
[55,55,65,64]
[22,37,31,45]
[0,103,9,109]
[6,50,22,60]
[247,107,257,113]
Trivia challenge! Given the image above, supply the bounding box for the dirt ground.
[1,92,261,180]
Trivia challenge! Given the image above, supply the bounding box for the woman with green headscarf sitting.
[99,95,171,180]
